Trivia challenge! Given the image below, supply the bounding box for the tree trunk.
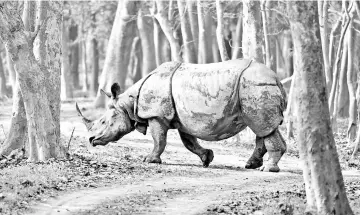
[155,0,181,62]
[187,1,198,60]
[215,0,230,62]
[61,16,73,99]
[242,0,264,63]
[283,30,293,77]
[0,1,65,161]
[81,40,88,92]
[197,0,208,64]
[94,0,138,108]
[6,51,16,95]
[261,0,271,68]
[153,17,162,67]
[231,11,243,60]
[69,23,79,89]
[332,38,349,123]
[0,51,7,99]
[138,3,156,76]
[90,37,99,97]
[328,17,342,88]
[329,10,351,115]
[0,0,36,157]
[318,0,332,91]
[288,2,354,214]
[346,8,357,142]
[177,0,197,63]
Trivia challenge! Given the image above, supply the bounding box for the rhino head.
[76,83,145,147]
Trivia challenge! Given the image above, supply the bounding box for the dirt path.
[1,101,358,215]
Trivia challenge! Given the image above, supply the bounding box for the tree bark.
[138,3,156,76]
[0,1,65,161]
[242,0,264,63]
[197,0,208,64]
[154,0,181,62]
[261,0,271,68]
[231,11,243,60]
[6,51,16,95]
[69,22,79,89]
[288,2,354,214]
[318,0,332,91]
[0,50,7,99]
[215,0,230,62]
[177,0,197,63]
[283,30,293,77]
[346,8,357,142]
[61,16,73,99]
[94,0,138,108]
[187,1,198,60]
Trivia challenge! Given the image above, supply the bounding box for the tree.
[215,0,230,61]
[61,9,74,99]
[137,3,157,76]
[0,1,65,161]
[288,2,354,214]
[94,0,138,108]
[242,0,264,63]
[197,0,208,64]
[177,0,197,63]
[0,47,7,99]
[154,0,181,62]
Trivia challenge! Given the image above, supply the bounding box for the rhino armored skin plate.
[77,59,287,172]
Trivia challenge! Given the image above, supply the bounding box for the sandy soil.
[0,100,359,215]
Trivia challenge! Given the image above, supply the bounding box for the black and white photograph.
[0,0,359,214]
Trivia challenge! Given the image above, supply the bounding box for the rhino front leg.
[143,119,169,164]
[260,129,287,172]
[178,131,214,167]
[245,136,267,169]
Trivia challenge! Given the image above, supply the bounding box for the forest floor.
[0,99,359,215]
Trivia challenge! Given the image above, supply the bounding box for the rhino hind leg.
[245,136,267,169]
[178,131,214,167]
[143,119,168,164]
[260,129,287,172]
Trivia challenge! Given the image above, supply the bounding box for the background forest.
[0,1,360,215]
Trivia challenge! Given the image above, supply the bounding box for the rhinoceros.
[76,59,287,172]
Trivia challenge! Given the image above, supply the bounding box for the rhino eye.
[102,121,105,124]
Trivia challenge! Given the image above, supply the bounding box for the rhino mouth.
[89,136,107,146]
[89,133,125,146]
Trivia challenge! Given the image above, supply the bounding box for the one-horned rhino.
[77,59,287,172]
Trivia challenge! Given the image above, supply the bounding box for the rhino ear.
[111,83,121,98]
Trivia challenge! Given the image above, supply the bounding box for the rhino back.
[172,59,255,139]
[137,62,179,121]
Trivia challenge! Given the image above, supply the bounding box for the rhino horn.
[75,102,93,130]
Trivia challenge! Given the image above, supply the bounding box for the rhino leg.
[245,136,267,169]
[260,129,287,172]
[178,131,214,167]
[143,119,168,164]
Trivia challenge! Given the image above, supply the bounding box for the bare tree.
[242,0,264,63]
[61,11,73,99]
[177,0,197,63]
[216,0,230,61]
[154,0,181,62]
[0,1,66,161]
[94,0,138,108]
[288,2,354,214]
[0,49,7,99]
[197,0,208,64]
[138,3,157,76]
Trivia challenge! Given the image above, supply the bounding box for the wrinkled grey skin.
[77,59,287,172]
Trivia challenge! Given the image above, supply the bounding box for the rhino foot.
[143,155,162,164]
[245,157,263,169]
[200,149,214,168]
[260,164,280,172]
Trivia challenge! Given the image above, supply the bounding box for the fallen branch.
[67,127,75,151]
